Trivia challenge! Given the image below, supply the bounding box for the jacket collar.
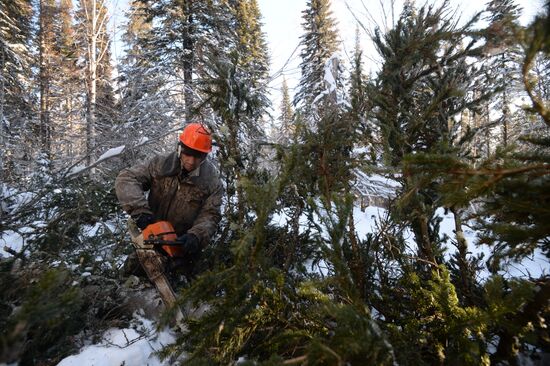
[160,151,204,178]
[187,164,202,177]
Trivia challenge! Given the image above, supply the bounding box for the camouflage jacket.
[115,152,223,247]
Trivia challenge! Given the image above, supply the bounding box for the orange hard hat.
[179,123,212,153]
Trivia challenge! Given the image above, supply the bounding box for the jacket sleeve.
[187,180,223,247]
[115,158,158,217]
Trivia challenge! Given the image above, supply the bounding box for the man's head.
[178,123,212,172]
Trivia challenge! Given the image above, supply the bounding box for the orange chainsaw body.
[142,221,183,257]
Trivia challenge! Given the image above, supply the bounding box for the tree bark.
[82,0,109,169]
[182,1,194,122]
[0,47,5,219]
[39,0,52,160]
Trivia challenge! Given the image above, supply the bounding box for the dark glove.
[176,233,201,255]
[132,213,154,230]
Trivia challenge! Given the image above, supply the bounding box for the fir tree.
[276,77,295,144]
[198,0,270,227]
[348,27,376,162]
[230,0,270,133]
[144,0,233,121]
[484,0,524,147]
[96,38,117,137]
[233,0,270,93]
[393,3,550,363]
[371,1,493,268]
[115,0,177,160]
[38,0,58,161]
[294,0,342,127]
[0,0,34,184]
[53,0,84,162]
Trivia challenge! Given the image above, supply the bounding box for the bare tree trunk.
[1,47,5,219]
[86,0,97,167]
[82,0,109,170]
[182,1,194,122]
[412,214,436,267]
[87,47,97,167]
[502,80,509,147]
[485,103,491,157]
[39,0,51,161]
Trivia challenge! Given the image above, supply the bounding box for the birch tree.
[76,0,111,167]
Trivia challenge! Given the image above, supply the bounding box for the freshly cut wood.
[128,219,184,326]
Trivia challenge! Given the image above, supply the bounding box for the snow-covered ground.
[57,315,177,366]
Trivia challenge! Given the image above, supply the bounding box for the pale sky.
[109,0,544,114]
[258,0,543,108]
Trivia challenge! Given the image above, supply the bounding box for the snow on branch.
[61,128,181,180]
[97,146,126,163]
[312,52,341,105]
[66,145,126,178]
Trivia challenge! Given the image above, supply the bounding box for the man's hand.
[177,233,201,255]
[132,213,154,230]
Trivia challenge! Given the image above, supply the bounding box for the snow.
[0,230,25,257]
[137,137,149,145]
[82,222,103,237]
[57,315,177,366]
[69,165,87,176]
[353,205,388,239]
[96,145,126,163]
[312,52,341,105]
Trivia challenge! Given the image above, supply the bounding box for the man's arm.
[187,181,223,247]
[115,158,156,217]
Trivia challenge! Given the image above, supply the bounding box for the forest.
[0,0,549,365]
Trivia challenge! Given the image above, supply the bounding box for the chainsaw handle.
[144,239,183,246]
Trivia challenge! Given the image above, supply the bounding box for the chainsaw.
[140,221,186,257]
[128,219,185,326]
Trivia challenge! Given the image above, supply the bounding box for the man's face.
[180,151,205,172]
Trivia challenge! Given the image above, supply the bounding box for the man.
[115,123,223,279]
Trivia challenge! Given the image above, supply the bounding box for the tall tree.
[484,0,524,146]
[371,1,493,273]
[38,0,58,161]
[293,0,342,126]
[200,0,271,226]
[276,77,295,144]
[348,28,375,162]
[96,38,116,127]
[115,0,176,159]
[144,0,232,121]
[75,0,112,166]
[0,0,34,184]
[54,0,83,161]
[233,0,270,89]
